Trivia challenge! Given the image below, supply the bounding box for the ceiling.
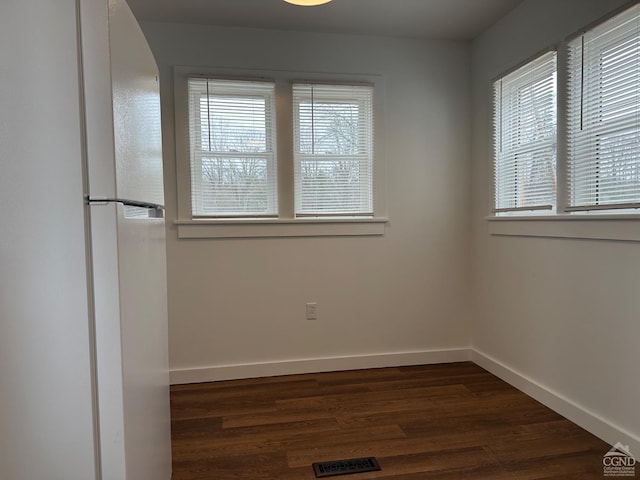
[126,0,524,41]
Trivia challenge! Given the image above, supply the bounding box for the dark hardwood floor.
[170,362,611,479]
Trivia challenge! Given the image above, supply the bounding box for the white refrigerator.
[0,0,172,479]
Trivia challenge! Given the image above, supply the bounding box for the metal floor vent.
[312,457,381,478]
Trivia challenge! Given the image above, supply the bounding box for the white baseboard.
[169,348,472,385]
[472,349,640,454]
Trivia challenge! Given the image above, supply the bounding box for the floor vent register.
[312,457,381,478]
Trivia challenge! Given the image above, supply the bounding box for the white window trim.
[487,3,640,242]
[487,214,640,242]
[174,66,387,239]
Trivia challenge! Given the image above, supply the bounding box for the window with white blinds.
[187,78,277,217]
[292,84,374,217]
[567,4,640,212]
[493,51,558,214]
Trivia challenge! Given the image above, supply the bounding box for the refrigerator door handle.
[87,196,165,218]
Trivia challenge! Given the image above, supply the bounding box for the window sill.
[486,214,640,242]
[174,217,388,239]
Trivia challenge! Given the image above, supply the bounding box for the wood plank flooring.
[170,362,611,479]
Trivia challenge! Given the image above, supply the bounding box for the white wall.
[471,0,640,453]
[140,22,472,381]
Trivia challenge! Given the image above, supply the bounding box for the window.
[491,3,640,223]
[567,4,640,212]
[292,84,373,217]
[493,51,558,214]
[175,68,386,238]
[187,78,277,217]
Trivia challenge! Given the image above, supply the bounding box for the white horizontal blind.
[292,83,373,217]
[187,78,277,217]
[493,51,557,213]
[567,4,640,212]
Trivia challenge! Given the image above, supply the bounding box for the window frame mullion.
[556,41,569,213]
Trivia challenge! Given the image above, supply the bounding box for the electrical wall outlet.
[306,302,317,320]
